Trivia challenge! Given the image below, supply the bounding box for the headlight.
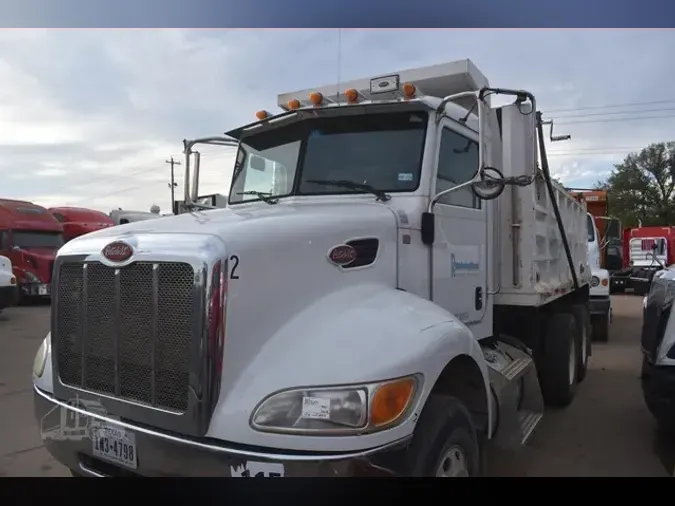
[591,276,600,287]
[32,336,50,378]
[251,375,421,435]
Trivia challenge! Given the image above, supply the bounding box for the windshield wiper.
[306,179,391,202]
[236,191,280,205]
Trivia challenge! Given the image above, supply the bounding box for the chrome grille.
[55,261,195,412]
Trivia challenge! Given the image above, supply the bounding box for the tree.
[597,142,675,228]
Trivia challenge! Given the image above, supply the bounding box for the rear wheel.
[404,395,481,477]
[538,312,578,407]
[571,304,591,382]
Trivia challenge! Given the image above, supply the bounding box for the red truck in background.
[615,225,675,295]
[48,206,114,242]
[0,199,63,300]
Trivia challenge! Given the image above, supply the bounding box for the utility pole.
[165,157,181,214]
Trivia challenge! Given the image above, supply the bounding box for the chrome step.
[518,411,543,445]
[501,357,532,382]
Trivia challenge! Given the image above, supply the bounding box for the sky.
[0,29,674,214]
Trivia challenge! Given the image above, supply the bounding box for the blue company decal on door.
[451,253,480,277]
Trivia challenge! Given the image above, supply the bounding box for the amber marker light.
[402,82,416,99]
[370,377,416,427]
[287,98,301,110]
[255,110,270,120]
[345,88,359,104]
[309,92,323,106]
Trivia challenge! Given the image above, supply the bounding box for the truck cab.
[587,213,612,341]
[49,207,115,243]
[33,59,591,477]
[0,199,63,299]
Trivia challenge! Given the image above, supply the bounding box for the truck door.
[431,120,488,329]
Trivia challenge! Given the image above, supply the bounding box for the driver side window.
[435,128,481,209]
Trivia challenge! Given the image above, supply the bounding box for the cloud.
[0,29,674,213]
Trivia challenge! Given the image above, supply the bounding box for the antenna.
[336,29,342,105]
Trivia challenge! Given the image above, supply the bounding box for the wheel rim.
[435,445,470,477]
[569,333,577,386]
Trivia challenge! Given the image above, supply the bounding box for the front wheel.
[404,395,481,477]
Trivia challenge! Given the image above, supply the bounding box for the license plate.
[91,423,138,470]
[38,284,48,296]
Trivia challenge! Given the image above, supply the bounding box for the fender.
[206,283,492,453]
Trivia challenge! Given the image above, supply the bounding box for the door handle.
[475,287,483,311]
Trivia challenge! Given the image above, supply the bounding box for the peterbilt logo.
[328,244,357,266]
[102,241,133,262]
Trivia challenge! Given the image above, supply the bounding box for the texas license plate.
[91,423,138,469]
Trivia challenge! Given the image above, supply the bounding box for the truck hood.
[61,200,400,252]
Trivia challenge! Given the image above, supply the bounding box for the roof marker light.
[287,98,301,110]
[255,110,270,120]
[345,88,359,104]
[402,83,416,99]
[309,92,323,106]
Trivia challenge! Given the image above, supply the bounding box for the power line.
[552,107,675,119]
[555,114,675,125]
[546,99,675,114]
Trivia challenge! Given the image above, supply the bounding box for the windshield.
[228,111,428,204]
[587,215,595,242]
[12,230,64,250]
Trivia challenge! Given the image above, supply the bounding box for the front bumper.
[589,295,611,316]
[20,282,51,297]
[642,359,675,427]
[33,386,404,477]
[0,285,18,309]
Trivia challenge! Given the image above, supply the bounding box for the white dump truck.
[33,59,591,477]
[586,213,612,342]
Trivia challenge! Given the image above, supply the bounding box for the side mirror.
[471,167,506,201]
[250,154,266,172]
[421,212,435,245]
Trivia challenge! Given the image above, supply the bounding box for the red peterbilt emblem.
[102,241,134,262]
[328,244,357,266]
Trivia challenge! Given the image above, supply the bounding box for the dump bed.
[493,174,590,307]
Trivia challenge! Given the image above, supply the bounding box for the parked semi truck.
[612,225,675,296]
[569,190,625,292]
[586,213,612,342]
[0,255,18,314]
[49,207,115,243]
[33,59,592,477]
[0,199,63,300]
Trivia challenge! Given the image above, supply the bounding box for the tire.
[591,311,610,343]
[570,304,591,383]
[403,395,481,477]
[538,312,578,408]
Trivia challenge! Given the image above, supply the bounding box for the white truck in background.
[34,59,592,477]
[586,213,612,342]
[0,255,18,314]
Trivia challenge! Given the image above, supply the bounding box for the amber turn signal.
[370,377,416,427]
